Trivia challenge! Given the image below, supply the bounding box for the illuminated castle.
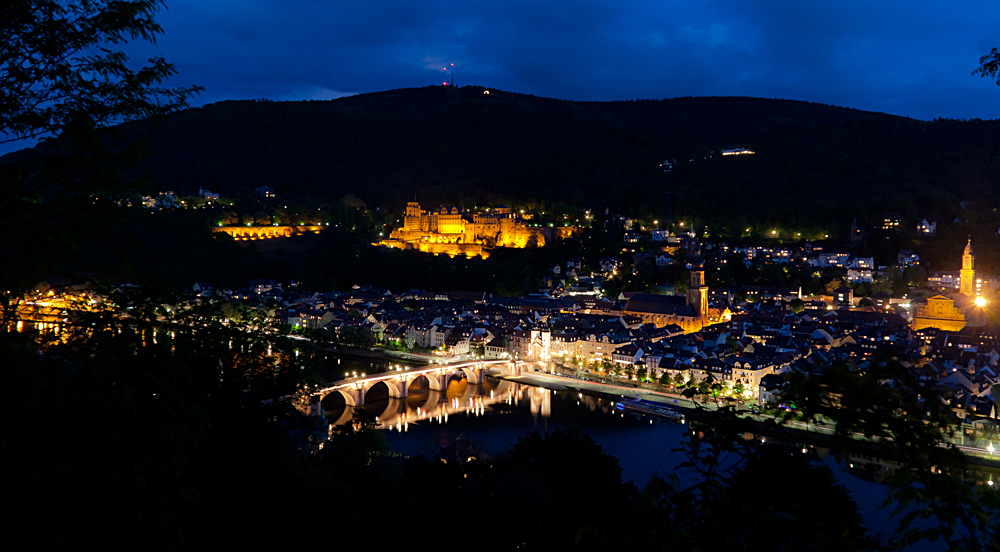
[377,202,545,258]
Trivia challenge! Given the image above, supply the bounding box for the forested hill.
[113,85,1000,228]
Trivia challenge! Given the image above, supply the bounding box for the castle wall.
[213,225,321,240]
[416,242,487,258]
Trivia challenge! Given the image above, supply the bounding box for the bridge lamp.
[989,442,995,456]
[975,296,987,308]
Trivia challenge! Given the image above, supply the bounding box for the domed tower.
[961,239,975,297]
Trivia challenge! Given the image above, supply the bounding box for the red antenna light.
[440,63,456,86]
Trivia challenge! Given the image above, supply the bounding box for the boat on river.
[615,399,685,423]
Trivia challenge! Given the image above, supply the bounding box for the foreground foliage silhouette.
[1,0,200,325]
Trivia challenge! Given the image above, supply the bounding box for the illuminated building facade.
[912,295,969,332]
[961,239,975,297]
[378,202,545,258]
[623,259,714,333]
[213,225,323,240]
[913,240,984,331]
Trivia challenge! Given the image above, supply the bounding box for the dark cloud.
[84,0,1000,119]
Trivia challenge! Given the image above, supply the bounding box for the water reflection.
[322,366,1000,494]
[324,376,569,434]
[323,372,661,439]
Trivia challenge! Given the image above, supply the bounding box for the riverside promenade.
[505,366,1000,468]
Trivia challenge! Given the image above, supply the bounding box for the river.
[319,360,973,550]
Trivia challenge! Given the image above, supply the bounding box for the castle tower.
[961,238,976,296]
[686,258,709,321]
[404,202,422,231]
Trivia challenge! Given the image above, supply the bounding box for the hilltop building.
[197,186,219,200]
[913,240,985,331]
[850,218,867,245]
[377,202,545,258]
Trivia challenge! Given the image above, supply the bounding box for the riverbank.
[315,344,436,364]
[505,370,1000,470]
[506,370,711,412]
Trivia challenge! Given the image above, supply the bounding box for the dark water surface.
[321,370,960,548]
[324,375,698,487]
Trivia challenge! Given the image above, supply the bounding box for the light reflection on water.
[323,375,691,486]
[320,369,985,548]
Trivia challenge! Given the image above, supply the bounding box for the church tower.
[961,239,975,296]
[686,258,709,322]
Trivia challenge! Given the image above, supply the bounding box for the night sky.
[126,0,1000,120]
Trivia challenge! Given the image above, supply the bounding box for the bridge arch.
[322,386,363,407]
[409,370,449,392]
[483,362,514,378]
[373,378,407,399]
[457,365,482,384]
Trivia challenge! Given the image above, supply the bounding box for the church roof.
[624,293,696,317]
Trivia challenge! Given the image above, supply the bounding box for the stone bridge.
[310,360,519,419]
[328,375,523,428]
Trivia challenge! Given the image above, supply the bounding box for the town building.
[898,250,920,267]
[882,212,901,230]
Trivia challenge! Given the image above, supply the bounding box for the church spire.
[961,238,976,296]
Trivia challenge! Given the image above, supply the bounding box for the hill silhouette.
[100,86,1000,230]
